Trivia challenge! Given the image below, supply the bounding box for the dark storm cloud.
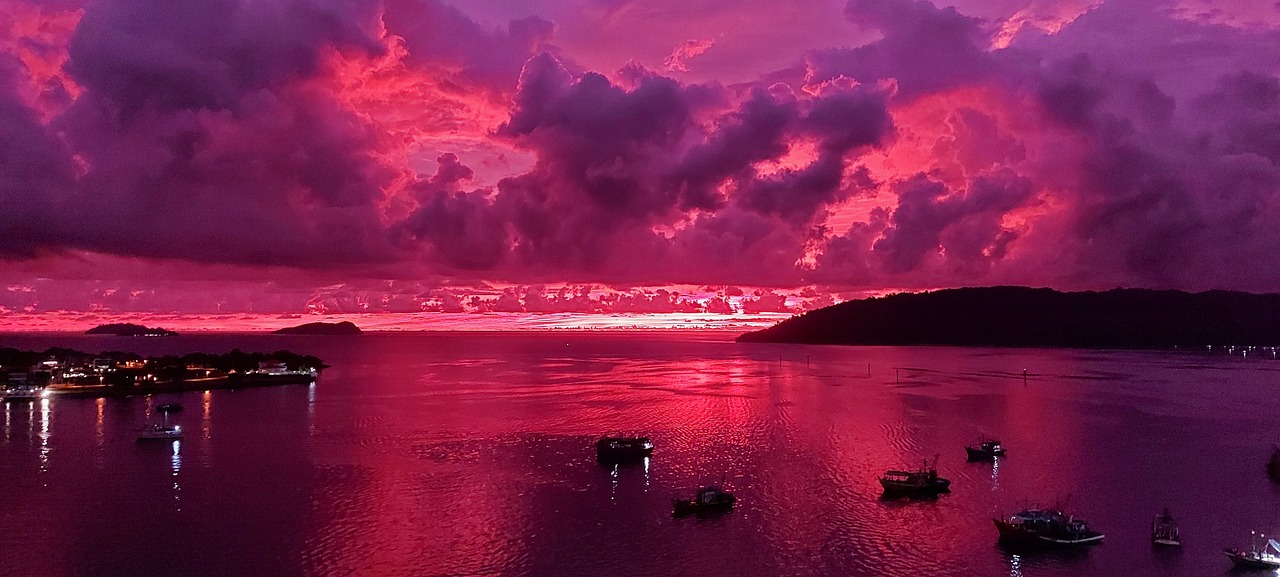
[0,56,76,258]
[427,153,475,189]
[666,87,801,211]
[874,172,1035,274]
[399,188,508,271]
[66,0,382,115]
[471,55,896,283]
[737,86,893,223]
[808,0,995,98]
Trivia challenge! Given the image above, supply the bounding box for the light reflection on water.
[1,332,1280,576]
[38,397,49,474]
[171,439,182,510]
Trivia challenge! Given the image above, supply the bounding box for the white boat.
[1226,532,1280,570]
[137,423,183,440]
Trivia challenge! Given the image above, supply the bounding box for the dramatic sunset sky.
[1,0,1278,330]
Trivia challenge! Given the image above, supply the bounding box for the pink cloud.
[663,38,715,72]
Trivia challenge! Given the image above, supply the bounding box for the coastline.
[41,373,318,399]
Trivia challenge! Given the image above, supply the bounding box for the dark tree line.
[737,287,1280,349]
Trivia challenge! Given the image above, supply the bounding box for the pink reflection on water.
[0,311,789,333]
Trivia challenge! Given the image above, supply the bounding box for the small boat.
[1151,508,1180,546]
[136,423,183,441]
[1,386,43,402]
[965,439,1007,461]
[994,507,1104,546]
[672,484,736,517]
[1226,532,1280,570]
[1268,446,1280,482]
[157,402,184,413]
[879,457,951,497]
[596,436,654,461]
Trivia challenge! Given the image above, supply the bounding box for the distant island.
[736,287,1280,349]
[273,321,362,335]
[85,323,178,337]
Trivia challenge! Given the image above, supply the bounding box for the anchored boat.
[136,423,183,441]
[673,484,736,517]
[994,507,1104,546]
[879,457,951,498]
[1226,532,1280,570]
[1151,508,1180,547]
[965,439,1006,461]
[137,407,183,441]
[596,436,654,462]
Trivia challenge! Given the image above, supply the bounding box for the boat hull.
[1226,549,1280,570]
[1039,534,1105,545]
[672,498,735,517]
[994,519,1104,547]
[879,478,950,497]
[597,447,654,462]
[965,447,1006,461]
[596,438,654,462]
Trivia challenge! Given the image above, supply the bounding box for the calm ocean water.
[2,332,1279,577]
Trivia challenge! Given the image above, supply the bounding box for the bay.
[1,332,1277,576]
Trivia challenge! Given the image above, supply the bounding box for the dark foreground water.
[3,332,1280,577]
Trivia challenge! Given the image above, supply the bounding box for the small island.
[0,347,324,398]
[737,286,1280,349]
[273,321,362,335]
[85,323,178,337]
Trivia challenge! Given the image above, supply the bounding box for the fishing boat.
[1268,446,1280,482]
[136,423,183,441]
[596,436,654,461]
[1151,508,1180,546]
[965,439,1006,461]
[672,484,736,517]
[157,402,183,413]
[994,507,1104,546]
[879,457,951,497]
[1225,532,1280,570]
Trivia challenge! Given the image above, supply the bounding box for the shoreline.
[39,374,318,399]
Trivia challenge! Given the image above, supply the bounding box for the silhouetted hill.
[85,323,177,336]
[736,287,1280,348]
[273,321,362,335]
